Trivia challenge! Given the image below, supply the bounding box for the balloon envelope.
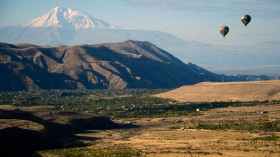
[219,26,229,38]
[241,15,251,26]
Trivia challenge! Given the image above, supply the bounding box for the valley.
[0,1,279,157]
[1,85,280,157]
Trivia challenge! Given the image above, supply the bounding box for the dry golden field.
[154,80,280,102]
[3,103,274,157]
[74,104,280,157]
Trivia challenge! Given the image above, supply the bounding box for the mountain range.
[0,41,270,91]
[0,7,279,77]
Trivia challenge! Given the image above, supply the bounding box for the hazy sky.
[0,0,279,45]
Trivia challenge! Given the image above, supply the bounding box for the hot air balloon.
[241,15,251,27]
[219,26,229,38]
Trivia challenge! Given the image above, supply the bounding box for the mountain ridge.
[0,40,270,91]
[0,7,279,76]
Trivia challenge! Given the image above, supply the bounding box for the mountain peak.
[25,7,119,29]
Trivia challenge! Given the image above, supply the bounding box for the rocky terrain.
[1,40,269,91]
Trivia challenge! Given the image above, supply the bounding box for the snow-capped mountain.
[25,7,119,29]
[0,7,187,48]
[0,7,279,76]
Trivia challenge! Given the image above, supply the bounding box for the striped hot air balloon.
[241,15,251,27]
[219,26,229,38]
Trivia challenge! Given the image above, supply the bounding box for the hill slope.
[0,40,271,91]
[1,7,279,77]
[154,80,280,102]
[0,40,211,91]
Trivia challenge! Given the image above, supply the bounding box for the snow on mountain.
[25,7,119,29]
[0,7,187,48]
[1,7,279,76]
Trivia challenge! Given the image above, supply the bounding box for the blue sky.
[0,0,279,45]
